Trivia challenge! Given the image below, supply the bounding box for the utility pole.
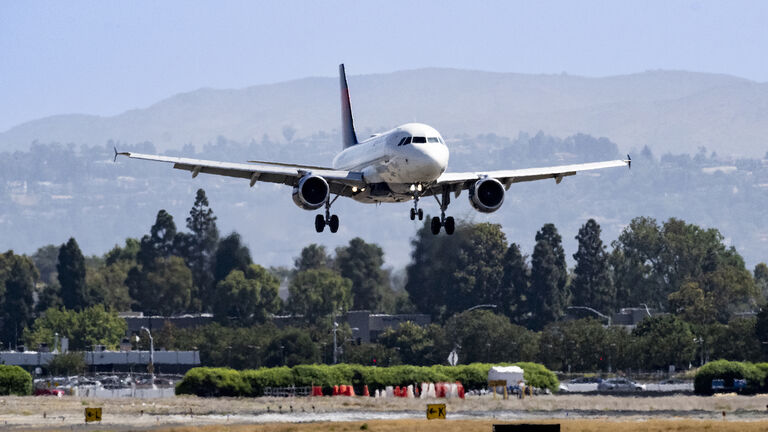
[141,327,154,379]
[332,317,339,365]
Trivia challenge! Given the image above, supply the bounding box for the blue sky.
[1,1,767,131]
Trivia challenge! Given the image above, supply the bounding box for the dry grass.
[147,419,768,432]
[2,394,768,431]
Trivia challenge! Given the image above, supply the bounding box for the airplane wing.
[429,157,631,197]
[116,151,366,196]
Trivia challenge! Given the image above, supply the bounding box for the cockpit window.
[397,137,407,146]
[412,137,427,144]
[427,137,439,143]
[403,137,412,145]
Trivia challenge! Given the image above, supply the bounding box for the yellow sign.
[426,403,446,420]
[85,407,102,423]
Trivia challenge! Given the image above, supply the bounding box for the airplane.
[117,64,630,235]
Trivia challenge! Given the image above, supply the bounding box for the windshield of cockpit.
[397,136,443,146]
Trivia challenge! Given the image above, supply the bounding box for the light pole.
[140,327,154,379]
[465,304,497,313]
[567,306,611,326]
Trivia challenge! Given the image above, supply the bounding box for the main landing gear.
[315,196,340,233]
[429,190,455,236]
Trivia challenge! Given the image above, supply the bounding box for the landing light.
[417,184,423,192]
[410,184,416,192]
[352,186,358,193]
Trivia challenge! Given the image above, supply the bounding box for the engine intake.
[469,178,505,213]
[292,175,329,210]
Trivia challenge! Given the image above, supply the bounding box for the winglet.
[626,154,632,169]
[339,64,359,149]
[113,147,130,162]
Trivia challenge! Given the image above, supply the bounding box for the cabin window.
[427,137,439,143]
[412,137,427,144]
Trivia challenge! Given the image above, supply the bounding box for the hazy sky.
[2,1,767,131]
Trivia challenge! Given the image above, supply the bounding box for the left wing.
[429,157,630,196]
[116,151,365,196]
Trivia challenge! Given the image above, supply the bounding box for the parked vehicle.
[34,388,65,397]
[597,377,645,392]
[559,376,603,392]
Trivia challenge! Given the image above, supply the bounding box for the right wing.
[116,151,365,197]
[428,157,631,197]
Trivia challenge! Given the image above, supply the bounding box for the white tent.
[487,365,525,387]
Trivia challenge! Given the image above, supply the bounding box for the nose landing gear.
[315,196,340,233]
[429,190,455,235]
[410,195,424,221]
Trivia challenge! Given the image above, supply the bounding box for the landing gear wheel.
[410,208,416,221]
[418,208,424,221]
[314,214,325,233]
[329,214,339,233]
[430,217,442,235]
[444,216,455,235]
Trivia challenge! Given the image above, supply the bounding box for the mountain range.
[2,68,767,157]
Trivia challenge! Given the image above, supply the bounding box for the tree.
[24,305,126,351]
[137,210,177,269]
[32,245,59,285]
[538,318,609,372]
[335,238,390,311]
[286,268,352,324]
[213,265,282,325]
[377,322,448,366]
[610,217,667,309]
[86,261,132,311]
[523,223,569,330]
[754,263,768,302]
[294,244,332,272]
[444,310,538,364]
[0,252,38,346]
[264,328,320,367]
[405,221,508,322]
[631,315,696,370]
[104,238,140,266]
[177,189,220,308]
[127,256,193,315]
[755,306,768,360]
[501,243,528,322]
[213,233,253,284]
[572,219,614,313]
[57,238,89,310]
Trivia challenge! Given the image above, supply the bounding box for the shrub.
[693,360,767,395]
[175,367,250,397]
[0,365,33,396]
[176,362,559,397]
[46,352,86,376]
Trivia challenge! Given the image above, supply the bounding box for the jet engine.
[468,177,505,213]
[292,174,329,210]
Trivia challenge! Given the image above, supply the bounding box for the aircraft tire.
[315,214,326,233]
[430,217,441,235]
[329,214,339,233]
[444,216,455,235]
[418,209,424,220]
[410,208,416,220]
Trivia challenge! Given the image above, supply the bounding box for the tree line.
[1,187,767,372]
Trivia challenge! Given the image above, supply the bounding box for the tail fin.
[339,64,358,149]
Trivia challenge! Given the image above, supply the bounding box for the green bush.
[0,365,33,396]
[176,362,559,397]
[693,360,767,395]
[175,367,250,397]
[513,362,559,393]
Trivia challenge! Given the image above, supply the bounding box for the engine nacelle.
[468,177,505,213]
[292,175,330,210]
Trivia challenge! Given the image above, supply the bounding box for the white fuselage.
[331,123,449,203]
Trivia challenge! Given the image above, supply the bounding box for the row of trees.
[2,187,767,374]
